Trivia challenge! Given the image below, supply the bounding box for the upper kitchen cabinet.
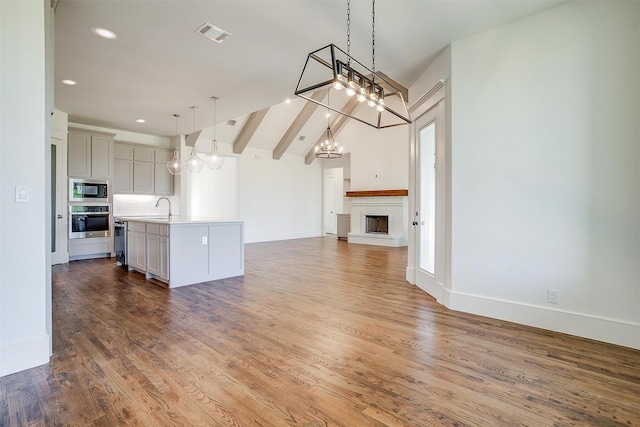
[153,149,173,196]
[113,144,134,194]
[113,142,173,196]
[68,128,115,179]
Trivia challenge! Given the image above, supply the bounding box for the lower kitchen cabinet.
[146,223,169,281]
[127,221,169,283]
[68,237,112,261]
[127,222,147,272]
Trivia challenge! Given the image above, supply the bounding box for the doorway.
[51,137,68,265]
[322,168,344,235]
[413,100,446,300]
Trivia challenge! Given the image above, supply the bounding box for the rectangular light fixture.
[295,44,411,129]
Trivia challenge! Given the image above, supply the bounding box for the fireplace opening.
[365,215,389,234]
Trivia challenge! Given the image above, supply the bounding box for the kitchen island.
[117,216,244,288]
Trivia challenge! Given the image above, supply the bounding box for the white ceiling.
[54,0,565,154]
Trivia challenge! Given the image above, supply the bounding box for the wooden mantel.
[345,189,408,197]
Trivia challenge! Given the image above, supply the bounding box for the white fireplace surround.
[348,196,408,247]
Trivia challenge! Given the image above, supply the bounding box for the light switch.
[15,186,30,203]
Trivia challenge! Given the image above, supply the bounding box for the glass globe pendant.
[166,114,183,175]
[186,146,204,172]
[167,149,182,175]
[204,96,225,170]
[186,106,204,173]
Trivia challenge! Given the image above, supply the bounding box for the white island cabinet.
[122,218,244,288]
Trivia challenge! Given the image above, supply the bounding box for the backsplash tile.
[113,194,179,217]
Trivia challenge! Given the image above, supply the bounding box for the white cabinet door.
[154,163,173,195]
[147,233,169,280]
[68,132,91,177]
[113,159,133,193]
[127,230,146,271]
[133,161,154,194]
[90,134,112,178]
[113,143,133,161]
[147,233,160,276]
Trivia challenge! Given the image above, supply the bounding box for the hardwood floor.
[1,237,638,426]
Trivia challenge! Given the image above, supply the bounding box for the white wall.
[188,156,239,219]
[238,146,323,243]
[0,0,51,375]
[449,1,639,348]
[338,121,409,191]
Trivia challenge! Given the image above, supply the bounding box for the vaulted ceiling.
[54,0,565,160]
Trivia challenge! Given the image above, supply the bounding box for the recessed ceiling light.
[92,27,117,39]
[136,119,146,123]
[61,79,77,85]
[285,99,291,104]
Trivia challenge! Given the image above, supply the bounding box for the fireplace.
[365,215,389,234]
[346,191,408,247]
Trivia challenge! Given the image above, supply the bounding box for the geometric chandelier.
[295,1,411,129]
[315,89,343,159]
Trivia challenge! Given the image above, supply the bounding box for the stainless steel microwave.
[69,178,109,202]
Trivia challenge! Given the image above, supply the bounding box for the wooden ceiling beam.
[272,91,324,160]
[375,72,409,103]
[232,107,269,154]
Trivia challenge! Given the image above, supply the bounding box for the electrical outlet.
[547,289,559,304]
[202,236,208,245]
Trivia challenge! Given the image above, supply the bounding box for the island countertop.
[120,217,244,288]
[115,216,243,225]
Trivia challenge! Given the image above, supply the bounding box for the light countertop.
[115,216,243,225]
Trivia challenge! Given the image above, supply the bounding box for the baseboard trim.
[244,231,322,244]
[446,290,640,350]
[405,267,415,284]
[1,334,50,376]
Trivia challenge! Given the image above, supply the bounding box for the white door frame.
[407,81,448,304]
[413,101,446,301]
[323,168,343,235]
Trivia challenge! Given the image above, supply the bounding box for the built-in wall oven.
[69,178,109,203]
[69,204,111,239]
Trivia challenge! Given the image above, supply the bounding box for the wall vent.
[195,23,231,44]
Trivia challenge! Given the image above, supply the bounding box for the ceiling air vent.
[227,120,236,126]
[195,22,231,43]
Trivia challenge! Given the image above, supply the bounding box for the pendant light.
[204,96,225,170]
[185,106,204,173]
[315,88,343,159]
[166,113,183,175]
[294,0,411,129]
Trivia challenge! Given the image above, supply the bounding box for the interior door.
[322,168,344,235]
[414,101,445,299]
[51,137,69,265]
[323,169,336,234]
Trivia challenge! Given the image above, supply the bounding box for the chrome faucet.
[155,197,172,219]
